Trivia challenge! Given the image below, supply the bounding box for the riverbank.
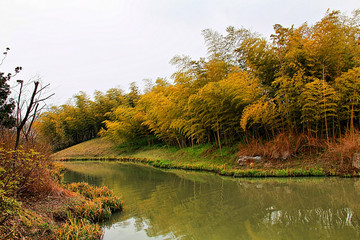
[53,138,360,177]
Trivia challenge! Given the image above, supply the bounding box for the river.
[63,161,360,240]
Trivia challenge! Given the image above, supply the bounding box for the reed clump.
[55,216,103,240]
[66,182,123,222]
[52,182,123,240]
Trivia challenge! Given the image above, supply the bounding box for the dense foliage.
[37,89,128,149]
[0,48,18,128]
[37,10,360,152]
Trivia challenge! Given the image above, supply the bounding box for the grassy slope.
[52,138,120,159]
[52,138,238,166]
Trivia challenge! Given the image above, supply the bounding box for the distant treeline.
[36,10,360,151]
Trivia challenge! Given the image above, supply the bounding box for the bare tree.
[0,47,54,149]
[14,79,54,150]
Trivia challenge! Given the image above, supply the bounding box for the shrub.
[0,147,59,199]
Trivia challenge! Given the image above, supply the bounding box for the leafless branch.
[35,93,55,103]
[14,79,53,149]
[0,48,9,66]
[25,103,39,140]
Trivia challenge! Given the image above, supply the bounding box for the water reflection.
[63,161,360,240]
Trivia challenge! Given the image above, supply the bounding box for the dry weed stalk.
[239,132,324,160]
[325,130,360,167]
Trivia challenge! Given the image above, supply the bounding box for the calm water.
[63,161,360,240]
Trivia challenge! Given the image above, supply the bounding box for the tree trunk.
[15,81,39,150]
[321,66,329,142]
[216,122,223,156]
[176,137,182,149]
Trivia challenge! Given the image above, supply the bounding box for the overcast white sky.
[1,0,359,105]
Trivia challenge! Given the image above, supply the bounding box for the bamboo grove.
[36,10,360,151]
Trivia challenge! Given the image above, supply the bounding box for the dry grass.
[0,128,52,156]
[322,130,360,173]
[239,132,324,161]
[237,131,360,175]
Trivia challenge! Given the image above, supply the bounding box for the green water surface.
[63,161,360,240]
